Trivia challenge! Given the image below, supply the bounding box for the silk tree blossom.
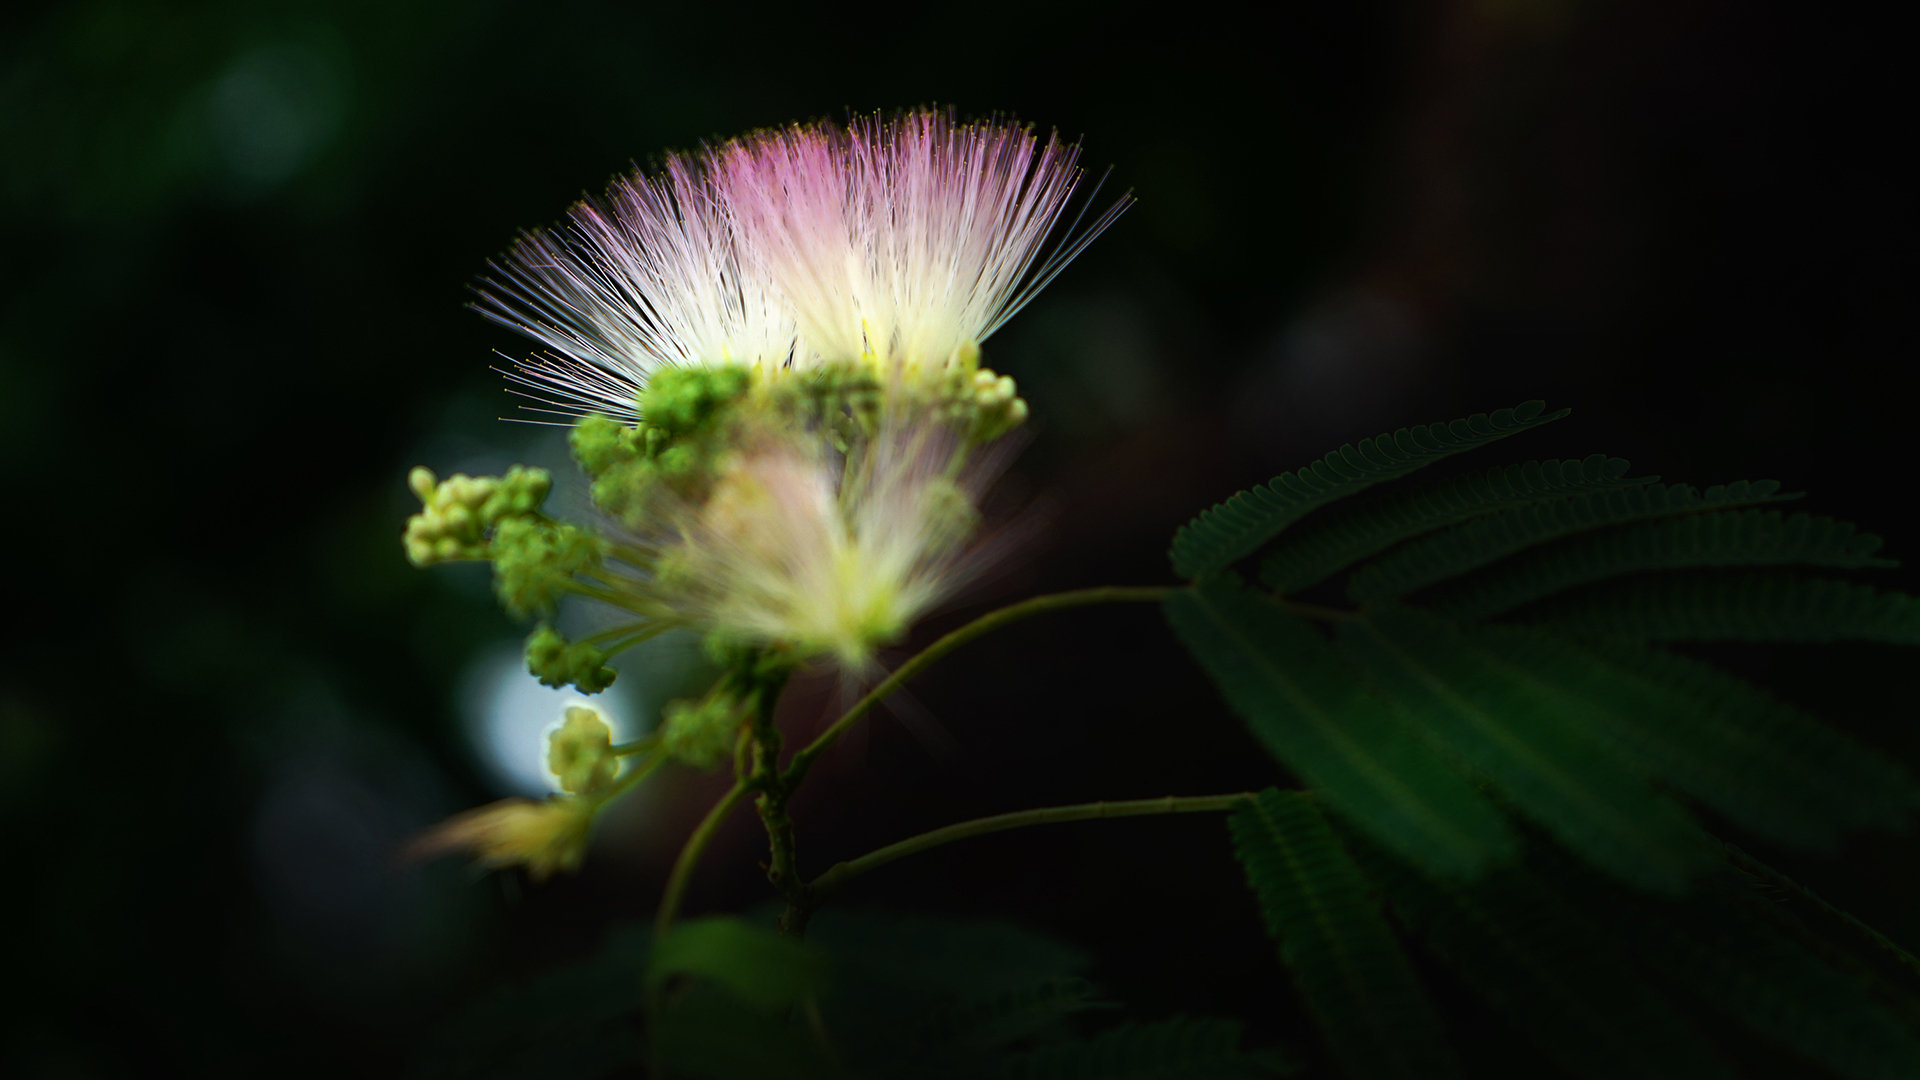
[473,109,1130,421]
[668,420,989,670]
[406,110,1130,883]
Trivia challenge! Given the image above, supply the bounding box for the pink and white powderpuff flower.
[473,109,1129,422]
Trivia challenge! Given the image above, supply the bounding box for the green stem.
[611,734,661,758]
[781,585,1176,790]
[595,750,666,800]
[578,621,645,646]
[604,541,660,569]
[807,793,1256,904]
[601,621,682,658]
[742,668,806,929]
[653,780,754,940]
[564,580,667,618]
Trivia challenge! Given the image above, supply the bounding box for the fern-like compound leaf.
[994,1016,1292,1079]
[1346,480,1798,603]
[1543,635,1920,847]
[1229,789,1461,1079]
[1165,578,1517,877]
[1168,401,1567,580]
[1419,509,1895,621]
[1260,455,1649,594]
[1350,841,1739,1080]
[1513,571,1920,644]
[1337,607,1715,892]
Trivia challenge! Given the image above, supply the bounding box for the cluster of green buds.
[660,688,752,771]
[568,365,755,530]
[404,463,610,621]
[926,342,1029,444]
[403,465,550,566]
[962,367,1029,443]
[525,625,617,694]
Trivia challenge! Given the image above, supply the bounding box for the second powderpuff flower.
[666,421,990,671]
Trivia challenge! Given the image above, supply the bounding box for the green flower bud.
[408,466,437,501]
[404,468,502,566]
[966,367,1028,444]
[526,624,617,693]
[587,458,664,527]
[661,689,748,770]
[548,704,618,795]
[657,443,702,480]
[639,364,752,436]
[479,465,552,521]
[570,415,644,478]
[952,339,982,374]
[492,517,601,618]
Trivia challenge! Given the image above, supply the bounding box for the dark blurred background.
[4,0,1914,1075]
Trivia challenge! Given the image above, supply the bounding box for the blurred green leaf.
[648,916,830,1012]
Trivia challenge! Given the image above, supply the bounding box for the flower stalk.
[781,585,1177,790]
[807,793,1259,905]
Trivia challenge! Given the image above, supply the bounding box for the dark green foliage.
[1418,509,1896,621]
[650,981,840,1079]
[1336,607,1714,891]
[1164,579,1517,877]
[645,918,841,1078]
[1259,455,1647,594]
[1514,571,1920,643]
[805,911,1104,1079]
[1517,634,1920,846]
[1167,401,1920,1078]
[1168,401,1567,580]
[1228,789,1460,1078]
[417,913,1287,1080]
[909,979,1113,1073]
[1348,840,1740,1080]
[648,917,830,1010]
[807,908,1089,999]
[1540,848,1920,1080]
[409,925,651,1080]
[994,1017,1295,1079]
[1346,479,1799,603]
